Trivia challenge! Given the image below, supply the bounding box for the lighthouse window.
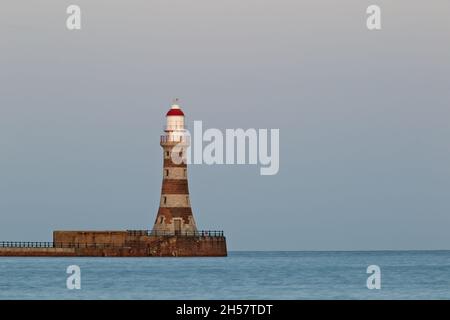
[165,151,170,158]
[163,196,167,205]
[165,169,169,177]
[159,217,164,224]
[184,169,187,177]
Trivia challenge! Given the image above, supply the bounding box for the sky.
[0,0,449,250]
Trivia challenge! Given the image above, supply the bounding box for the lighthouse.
[0,99,227,257]
[152,100,198,235]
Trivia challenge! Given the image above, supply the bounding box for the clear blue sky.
[0,0,449,250]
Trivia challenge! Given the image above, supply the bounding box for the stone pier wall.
[0,231,227,257]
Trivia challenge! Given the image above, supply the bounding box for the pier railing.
[0,242,55,248]
[0,242,128,249]
[127,230,224,237]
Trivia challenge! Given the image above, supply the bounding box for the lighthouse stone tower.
[152,101,197,235]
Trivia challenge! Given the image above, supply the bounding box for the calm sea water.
[0,251,449,299]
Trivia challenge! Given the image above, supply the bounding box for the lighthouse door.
[174,219,182,235]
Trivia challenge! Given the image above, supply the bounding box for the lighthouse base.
[0,231,227,257]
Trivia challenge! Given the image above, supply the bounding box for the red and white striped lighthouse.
[152,100,197,235]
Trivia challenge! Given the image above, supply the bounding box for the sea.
[0,251,449,300]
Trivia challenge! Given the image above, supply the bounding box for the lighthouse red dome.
[166,108,184,116]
